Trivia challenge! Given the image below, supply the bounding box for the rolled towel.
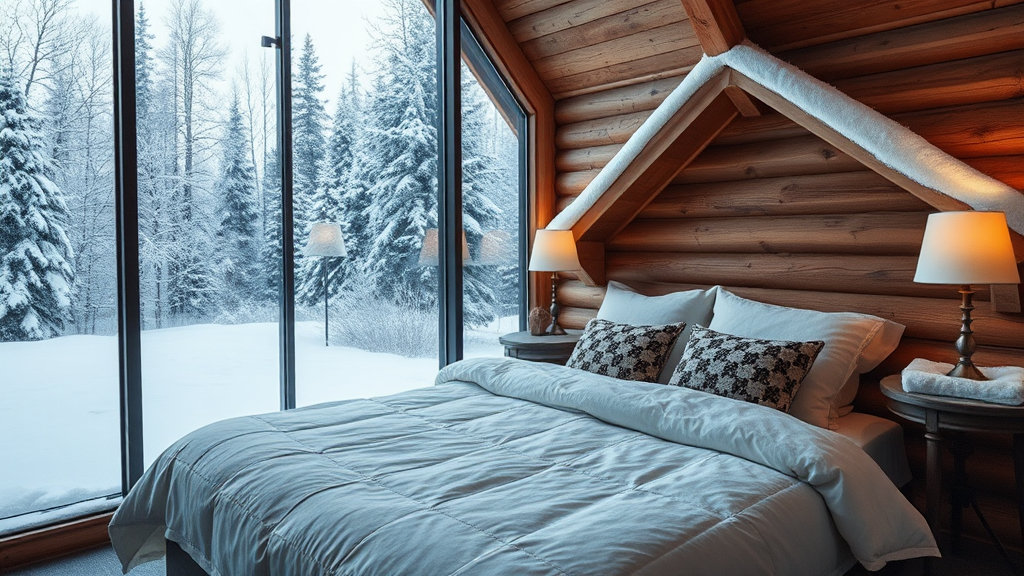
[902,358,1024,406]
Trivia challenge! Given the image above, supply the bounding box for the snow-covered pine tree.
[291,33,327,251]
[356,0,503,327]
[337,61,373,286]
[0,72,75,341]
[460,70,502,327]
[357,0,439,308]
[259,147,282,301]
[216,92,261,308]
[297,68,361,306]
[135,2,155,118]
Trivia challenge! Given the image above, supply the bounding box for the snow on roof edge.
[547,40,1024,235]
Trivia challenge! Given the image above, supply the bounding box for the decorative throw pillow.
[596,282,717,384]
[708,288,904,429]
[668,326,824,413]
[566,318,686,382]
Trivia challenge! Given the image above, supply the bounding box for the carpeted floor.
[6,546,163,576]
[7,542,1013,576]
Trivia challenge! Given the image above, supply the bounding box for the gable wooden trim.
[727,70,969,214]
[570,70,737,243]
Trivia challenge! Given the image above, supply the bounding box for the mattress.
[832,412,913,488]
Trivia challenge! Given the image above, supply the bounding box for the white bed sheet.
[832,412,913,488]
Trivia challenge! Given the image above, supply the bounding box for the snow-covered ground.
[0,320,509,534]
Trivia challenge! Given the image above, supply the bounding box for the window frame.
[0,0,532,552]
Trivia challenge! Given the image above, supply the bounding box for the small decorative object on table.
[528,307,552,336]
[528,230,582,336]
[500,330,581,365]
[913,211,1020,380]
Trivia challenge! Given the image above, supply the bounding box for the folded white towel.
[902,358,1024,406]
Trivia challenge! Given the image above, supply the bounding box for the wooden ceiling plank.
[549,47,702,99]
[557,110,654,149]
[678,0,746,56]
[730,71,969,213]
[716,96,1024,155]
[555,75,685,124]
[679,133,864,184]
[533,22,698,80]
[834,49,1024,115]
[519,0,688,61]
[740,0,1017,52]
[571,72,738,245]
[610,212,929,255]
[643,172,932,219]
[777,2,1024,74]
[964,155,1024,190]
[493,0,575,22]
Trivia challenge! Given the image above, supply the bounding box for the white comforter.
[110,358,937,575]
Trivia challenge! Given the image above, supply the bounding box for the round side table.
[880,374,1024,574]
[499,330,581,365]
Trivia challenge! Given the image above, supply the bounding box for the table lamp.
[914,211,1020,380]
[305,222,347,346]
[528,230,581,336]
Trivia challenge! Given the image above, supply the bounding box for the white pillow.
[707,288,904,429]
[597,281,717,384]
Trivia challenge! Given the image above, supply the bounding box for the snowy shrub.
[329,283,437,358]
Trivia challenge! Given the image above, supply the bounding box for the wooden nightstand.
[880,374,1024,574]
[499,331,581,365]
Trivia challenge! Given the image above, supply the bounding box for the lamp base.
[544,322,567,336]
[946,360,988,381]
[947,285,988,381]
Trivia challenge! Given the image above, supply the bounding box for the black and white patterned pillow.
[668,325,824,412]
[566,318,686,382]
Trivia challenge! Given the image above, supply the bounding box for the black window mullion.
[112,0,144,492]
[437,0,463,368]
[517,112,529,330]
[275,0,297,409]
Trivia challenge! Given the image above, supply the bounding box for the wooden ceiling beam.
[678,0,746,56]
[679,0,758,114]
[572,71,739,251]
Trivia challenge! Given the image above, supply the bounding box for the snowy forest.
[0,0,520,354]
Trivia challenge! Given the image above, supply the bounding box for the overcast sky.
[75,0,397,108]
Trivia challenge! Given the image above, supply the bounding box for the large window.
[0,0,527,537]
[292,0,441,407]
[461,32,527,360]
[135,0,280,465]
[0,0,120,535]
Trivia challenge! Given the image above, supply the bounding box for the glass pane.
[463,64,523,359]
[137,0,279,464]
[0,0,120,534]
[292,0,439,407]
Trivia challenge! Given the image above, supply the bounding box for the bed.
[109,287,938,575]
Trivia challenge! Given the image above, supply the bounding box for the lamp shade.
[304,222,347,257]
[528,230,581,272]
[418,228,471,266]
[478,229,516,265]
[914,211,1019,285]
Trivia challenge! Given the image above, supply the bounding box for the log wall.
[517,0,1024,555]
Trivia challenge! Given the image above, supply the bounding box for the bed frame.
[166,540,206,576]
